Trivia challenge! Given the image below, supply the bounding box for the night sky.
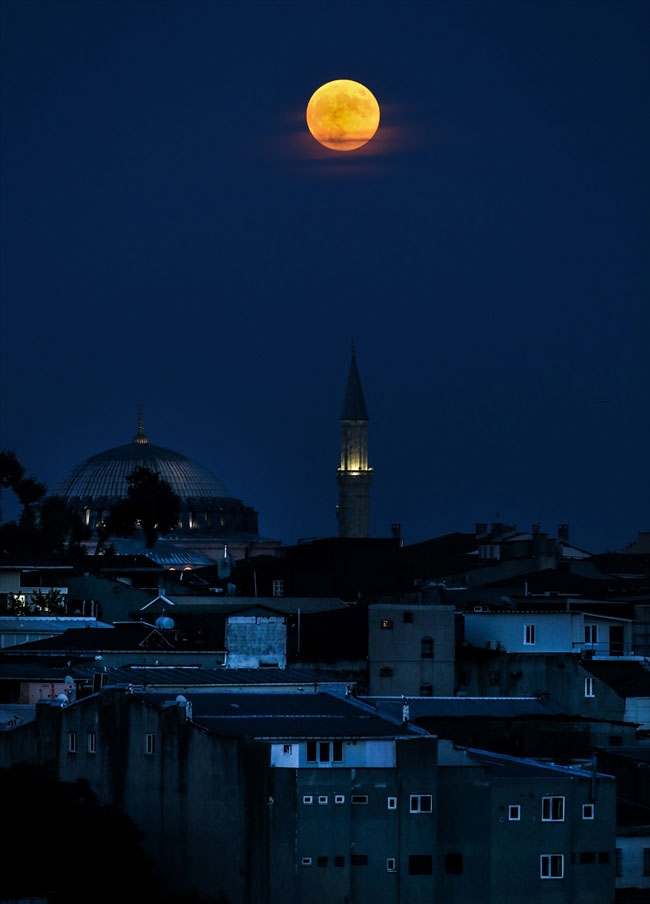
[1,1,648,552]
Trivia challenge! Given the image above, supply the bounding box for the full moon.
[306,79,380,151]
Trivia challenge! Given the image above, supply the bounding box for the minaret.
[336,344,373,538]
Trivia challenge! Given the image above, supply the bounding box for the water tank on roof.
[155,615,175,631]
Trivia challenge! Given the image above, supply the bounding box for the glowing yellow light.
[306,79,380,151]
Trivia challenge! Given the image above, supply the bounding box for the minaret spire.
[336,345,372,538]
[133,405,149,445]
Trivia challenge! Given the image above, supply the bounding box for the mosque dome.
[55,441,232,502]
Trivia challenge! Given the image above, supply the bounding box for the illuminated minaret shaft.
[337,345,373,538]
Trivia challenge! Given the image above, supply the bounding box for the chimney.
[391,523,401,541]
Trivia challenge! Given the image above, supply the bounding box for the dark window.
[598,852,610,865]
[616,849,622,877]
[351,855,368,866]
[334,856,345,867]
[351,795,368,805]
[445,853,463,874]
[332,740,343,762]
[318,742,330,762]
[380,667,394,678]
[306,741,317,762]
[421,637,434,659]
[317,856,328,867]
[579,852,595,864]
[643,848,650,876]
[608,735,622,746]
[420,683,433,696]
[458,670,470,687]
[409,855,433,875]
[403,611,414,623]
[381,619,393,630]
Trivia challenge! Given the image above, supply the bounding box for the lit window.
[334,794,345,804]
[410,794,433,813]
[585,624,598,645]
[386,858,397,872]
[540,854,564,879]
[582,804,595,820]
[272,579,284,598]
[145,732,155,755]
[387,797,397,810]
[585,677,595,698]
[508,805,520,821]
[421,637,434,659]
[68,731,77,754]
[524,624,536,645]
[381,619,393,630]
[318,795,328,805]
[303,795,313,805]
[87,731,96,754]
[541,797,565,822]
[351,795,368,805]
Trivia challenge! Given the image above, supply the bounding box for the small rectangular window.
[508,805,520,821]
[318,741,330,762]
[387,797,397,810]
[403,611,414,623]
[272,579,284,598]
[318,795,328,805]
[334,794,345,804]
[332,741,343,762]
[301,857,312,867]
[381,619,393,630]
[585,677,595,698]
[540,854,564,879]
[541,796,565,822]
[145,732,155,755]
[386,857,397,872]
[579,851,595,864]
[524,624,536,645]
[410,794,433,813]
[445,853,463,874]
[306,741,317,762]
[283,744,292,754]
[317,855,328,867]
[458,670,470,687]
[303,795,313,805]
[351,795,368,805]
[421,637,434,659]
[351,854,368,866]
[598,852,610,865]
[68,731,77,754]
[380,667,394,678]
[409,855,433,875]
[87,731,96,754]
[420,683,433,696]
[616,849,623,877]
[585,624,598,644]
[582,804,594,820]
[334,856,345,867]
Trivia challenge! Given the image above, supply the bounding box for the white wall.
[270,739,396,769]
[616,835,650,889]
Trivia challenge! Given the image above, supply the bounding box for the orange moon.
[306,79,380,151]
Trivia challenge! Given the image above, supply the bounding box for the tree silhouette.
[96,466,180,553]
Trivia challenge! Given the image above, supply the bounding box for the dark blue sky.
[1,0,648,552]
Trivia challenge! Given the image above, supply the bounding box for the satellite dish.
[175,695,188,705]
[56,693,69,704]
